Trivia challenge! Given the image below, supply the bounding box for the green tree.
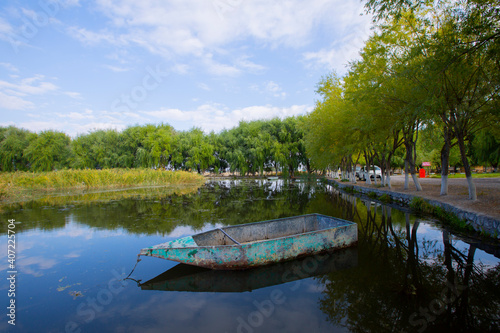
[24,130,71,171]
[472,130,500,172]
[0,126,31,171]
[365,0,500,199]
[71,129,125,169]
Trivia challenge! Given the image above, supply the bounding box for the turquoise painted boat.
[138,213,357,270]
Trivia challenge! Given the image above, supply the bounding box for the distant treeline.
[0,117,310,176]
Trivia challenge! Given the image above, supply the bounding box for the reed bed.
[0,169,205,203]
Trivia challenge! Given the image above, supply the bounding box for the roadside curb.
[326,179,500,240]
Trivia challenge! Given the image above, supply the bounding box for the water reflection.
[317,199,500,333]
[0,179,498,333]
[139,248,358,293]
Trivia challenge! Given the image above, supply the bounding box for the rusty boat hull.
[139,213,358,270]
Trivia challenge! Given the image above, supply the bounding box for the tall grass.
[0,169,205,202]
[409,197,474,232]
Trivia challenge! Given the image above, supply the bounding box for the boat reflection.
[139,247,357,293]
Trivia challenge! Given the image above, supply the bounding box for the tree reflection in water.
[1,179,498,332]
[317,197,500,333]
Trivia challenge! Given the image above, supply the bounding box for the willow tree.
[302,73,354,175]
[24,130,72,171]
[344,31,409,188]
[0,126,31,171]
[184,128,215,174]
[71,129,125,169]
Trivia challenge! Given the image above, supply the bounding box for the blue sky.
[0,0,373,137]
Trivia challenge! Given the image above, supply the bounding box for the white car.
[359,166,382,181]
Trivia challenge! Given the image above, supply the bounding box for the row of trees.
[0,117,309,176]
[303,0,500,199]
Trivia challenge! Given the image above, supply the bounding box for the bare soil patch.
[338,175,500,221]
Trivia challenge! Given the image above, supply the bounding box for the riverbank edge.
[326,178,500,240]
[0,169,206,205]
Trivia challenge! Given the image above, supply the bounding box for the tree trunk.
[372,163,378,185]
[380,155,386,187]
[440,127,452,195]
[404,160,410,190]
[456,130,477,200]
[440,145,450,196]
[405,141,422,191]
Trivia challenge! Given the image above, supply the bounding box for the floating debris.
[69,291,83,299]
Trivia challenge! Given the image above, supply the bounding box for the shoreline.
[326,176,500,240]
[0,169,205,205]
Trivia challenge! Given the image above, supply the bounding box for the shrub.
[379,193,392,203]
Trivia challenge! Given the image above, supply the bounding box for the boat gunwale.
[145,214,357,251]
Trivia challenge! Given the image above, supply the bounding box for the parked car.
[359,165,382,181]
[355,166,362,179]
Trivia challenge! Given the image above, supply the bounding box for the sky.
[0,0,373,137]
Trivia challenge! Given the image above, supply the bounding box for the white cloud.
[170,63,189,75]
[61,0,81,7]
[198,83,211,91]
[303,34,368,74]
[0,62,18,72]
[66,26,125,46]
[0,74,58,96]
[15,102,311,137]
[0,75,58,110]
[203,54,241,77]
[0,16,13,35]
[103,64,130,72]
[0,91,34,109]
[234,56,266,74]
[66,0,371,75]
[0,74,85,110]
[19,120,68,133]
[251,81,287,99]
[302,4,372,73]
[141,103,312,133]
[18,108,133,136]
[56,110,94,120]
[74,121,128,134]
[265,81,287,98]
[64,91,82,99]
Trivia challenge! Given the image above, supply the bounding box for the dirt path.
[333,175,500,221]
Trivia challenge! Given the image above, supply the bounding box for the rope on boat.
[218,228,241,245]
[123,254,142,282]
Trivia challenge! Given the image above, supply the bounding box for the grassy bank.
[429,173,500,178]
[0,169,205,203]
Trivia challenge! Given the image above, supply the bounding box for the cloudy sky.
[0,0,373,136]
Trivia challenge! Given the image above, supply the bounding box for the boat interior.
[192,214,352,246]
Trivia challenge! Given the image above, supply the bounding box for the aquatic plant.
[0,168,205,203]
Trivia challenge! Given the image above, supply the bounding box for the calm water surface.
[1,179,499,333]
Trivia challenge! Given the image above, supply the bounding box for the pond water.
[1,179,499,333]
